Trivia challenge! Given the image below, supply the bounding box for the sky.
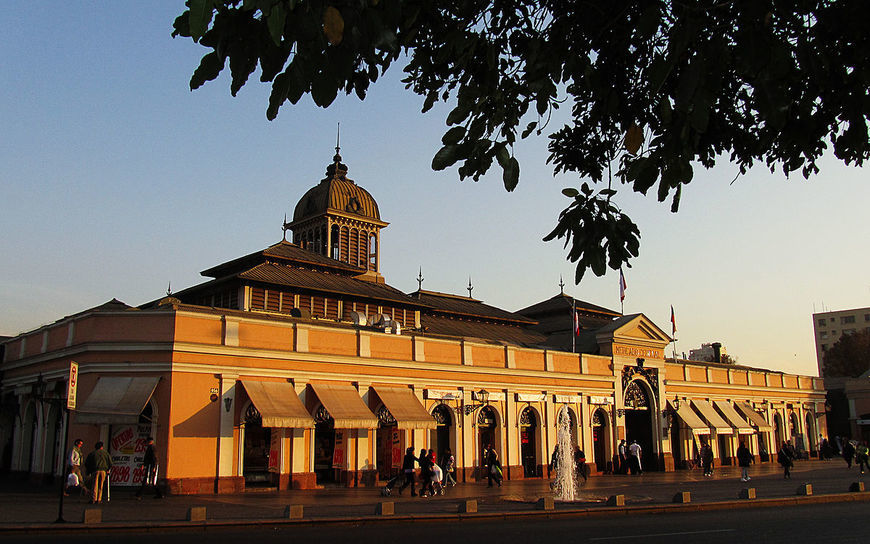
[2,3,869,377]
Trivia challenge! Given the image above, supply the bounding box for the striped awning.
[241,381,314,428]
[736,402,773,432]
[75,377,159,424]
[714,400,755,434]
[691,399,733,434]
[672,400,711,435]
[373,386,436,430]
[309,382,378,429]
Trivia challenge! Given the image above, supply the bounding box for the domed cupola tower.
[285,145,388,282]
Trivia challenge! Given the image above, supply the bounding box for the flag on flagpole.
[670,305,677,335]
[619,269,627,302]
[573,309,580,336]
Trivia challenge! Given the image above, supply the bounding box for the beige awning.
[736,402,773,432]
[241,381,314,428]
[691,399,732,434]
[310,382,378,429]
[75,376,159,425]
[672,400,711,435]
[373,386,436,430]
[714,400,755,434]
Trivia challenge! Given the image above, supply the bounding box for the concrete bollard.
[376,501,394,516]
[796,484,813,496]
[672,491,691,504]
[82,507,102,524]
[187,506,207,522]
[537,497,555,510]
[606,494,625,506]
[458,499,478,513]
[739,488,756,500]
[284,504,304,519]
[849,482,865,493]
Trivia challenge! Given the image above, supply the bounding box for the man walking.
[85,441,113,504]
[64,438,89,496]
[617,440,627,474]
[136,437,163,499]
[736,440,754,482]
[628,440,643,474]
[397,447,418,496]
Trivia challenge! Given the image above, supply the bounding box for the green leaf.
[441,126,466,145]
[502,156,519,192]
[562,188,579,197]
[190,51,225,90]
[267,2,286,46]
[311,70,338,107]
[188,0,214,42]
[432,145,459,170]
[494,142,510,168]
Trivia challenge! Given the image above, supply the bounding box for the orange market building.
[0,152,827,494]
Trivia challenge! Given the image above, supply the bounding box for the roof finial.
[417,267,424,291]
[559,275,565,295]
[467,277,473,298]
[334,122,341,162]
[166,282,172,296]
[282,213,290,241]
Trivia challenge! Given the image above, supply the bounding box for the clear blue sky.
[3,3,868,376]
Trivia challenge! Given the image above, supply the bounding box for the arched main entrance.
[242,403,272,487]
[623,380,655,472]
[477,406,499,478]
[519,407,539,477]
[592,408,610,472]
[375,405,397,481]
[431,404,453,468]
[313,405,336,484]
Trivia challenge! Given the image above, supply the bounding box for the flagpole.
[572,298,576,354]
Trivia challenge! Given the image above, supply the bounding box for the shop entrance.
[477,406,498,479]
[242,404,272,486]
[519,407,538,477]
[623,380,656,471]
[314,406,337,485]
[592,408,609,472]
[375,405,397,481]
[431,404,453,467]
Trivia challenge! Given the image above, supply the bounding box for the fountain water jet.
[552,404,579,501]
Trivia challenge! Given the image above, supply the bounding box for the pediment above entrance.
[595,313,671,358]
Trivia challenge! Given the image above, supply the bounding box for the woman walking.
[443,448,457,487]
[736,441,754,482]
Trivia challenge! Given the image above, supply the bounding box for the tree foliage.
[823,329,870,378]
[173,0,870,281]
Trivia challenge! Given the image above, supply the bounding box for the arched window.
[330,225,340,260]
[369,234,377,271]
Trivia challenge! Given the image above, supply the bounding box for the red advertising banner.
[332,431,345,468]
[108,424,151,486]
[268,431,280,473]
[391,428,402,468]
[66,361,78,410]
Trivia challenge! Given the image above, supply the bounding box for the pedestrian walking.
[135,436,163,499]
[617,440,627,474]
[856,441,870,474]
[418,448,433,497]
[443,448,457,487]
[397,447,418,496]
[486,448,502,487]
[701,442,714,476]
[842,439,856,469]
[64,438,89,496]
[736,440,754,482]
[575,447,588,483]
[84,441,113,504]
[778,441,794,479]
[628,440,643,474]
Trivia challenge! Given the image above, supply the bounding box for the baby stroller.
[381,473,401,496]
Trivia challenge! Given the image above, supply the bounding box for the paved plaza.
[0,459,867,532]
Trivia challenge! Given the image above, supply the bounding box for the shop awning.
[373,386,436,430]
[75,376,159,425]
[309,382,378,429]
[672,400,711,435]
[240,381,314,428]
[714,400,755,434]
[691,399,733,434]
[735,402,773,432]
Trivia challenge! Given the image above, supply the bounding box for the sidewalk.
[0,459,867,532]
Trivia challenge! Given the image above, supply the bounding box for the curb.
[1,491,868,534]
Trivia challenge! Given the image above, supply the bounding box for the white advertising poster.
[108,424,152,486]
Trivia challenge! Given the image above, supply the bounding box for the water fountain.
[552,404,579,501]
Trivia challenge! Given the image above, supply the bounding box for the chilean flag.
[574,309,580,336]
[619,269,627,302]
[670,305,677,335]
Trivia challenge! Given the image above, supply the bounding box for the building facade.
[812,306,870,378]
[1,152,827,494]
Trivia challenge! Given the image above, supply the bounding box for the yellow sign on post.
[67,361,78,410]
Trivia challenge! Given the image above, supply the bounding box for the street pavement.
[0,458,867,531]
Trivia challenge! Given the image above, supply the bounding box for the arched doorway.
[242,403,272,487]
[20,402,37,473]
[790,412,804,453]
[805,412,815,454]
[519,407,539,477]
[431,404,453,468]
[623,380,655,471]
[773,413,784,447]
[375,405,397,481]
[41,404,62,478]
[477,406,499,478]
[313,405,336,484]
[592,408,610,472]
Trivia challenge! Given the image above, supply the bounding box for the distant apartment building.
[688,342,727,362]
[812,307,870,378]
